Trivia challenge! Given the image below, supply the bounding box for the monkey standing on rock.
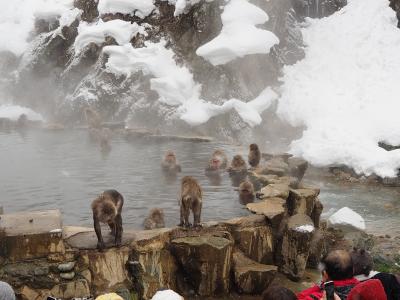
[248,143,261,168]
[91,190,124,250]
[179,176,203,228]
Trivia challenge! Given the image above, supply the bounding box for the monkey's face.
[210,158,222,170]
[232,156,244,167]
[165,152,176,164]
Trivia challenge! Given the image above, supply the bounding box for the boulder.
[259,183,290,199]
[287,188,320,216]
[328,207,366,232]
[130,228,177,300]
[232,250,277,294]
[246,198,286,228]
[307,229,326,269]
[288,157,308,182]
[50,279,91,299]
[79,247,131,295]
[259,158,289,177]
[18,285,42,300]
[171,235,233,296]
[0,210,65,262]
[279,214,315,281]
[223,215,274,264]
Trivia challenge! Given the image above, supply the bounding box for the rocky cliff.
[1,0,347,140]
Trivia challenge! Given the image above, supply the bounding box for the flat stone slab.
[246,198,286,220]
[0,210,64,261]
[0,209,62,236]
[63,227,137,250]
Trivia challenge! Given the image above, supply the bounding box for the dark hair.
[262,286,297,300]
[351,248,373,276]
[321,250,354,281]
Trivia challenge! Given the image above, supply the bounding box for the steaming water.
[0,129,399,235]
[0,129,249,228]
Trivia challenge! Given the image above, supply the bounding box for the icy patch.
[0,0,74,55]
[74,20,146,54]
[196,0,279,65]
[328,207,366,231]
[295,224,315,233]
[98,0,155,19]
[278,0,400,177]
[151,290,183,300]
[0,104,44,121]
[104,40,278,126]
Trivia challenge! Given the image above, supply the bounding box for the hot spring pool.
[1,129,399,236]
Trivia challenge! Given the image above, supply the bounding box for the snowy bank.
[74,20,146,54]
[104,40,278,126]
[98,0,155,19]
[0,104,44,121]
[328,207,366,231]
[0,0,74,55]
[278,0,400,177]
[196,0,279,65]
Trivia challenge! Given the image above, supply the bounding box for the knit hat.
[0,281,15,300]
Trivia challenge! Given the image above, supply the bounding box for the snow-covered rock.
[328,207,366,231]
[98,0,155,19]
[196,0,279,65]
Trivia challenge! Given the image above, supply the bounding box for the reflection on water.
[0,130,249,228]
[304,167,400,236]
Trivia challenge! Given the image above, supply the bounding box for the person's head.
[320,250,354,281]
[351,248,373,276]
[262,285,297,300]
[0,281,15,300]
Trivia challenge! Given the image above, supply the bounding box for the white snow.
[151,290,183,300]
[0,104,44,121]
[295,224,315,233]
[328,207,366,231]
[0,0,74,55]
[74,20,146,54]
[277,0,400,178]
[196,0,279,65]
[103,40,278,126]
[98,0,155,19]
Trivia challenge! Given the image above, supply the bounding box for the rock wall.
[0,154,325,299]
[389,0,400,27]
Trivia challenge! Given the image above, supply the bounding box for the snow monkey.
[238,180,255,204]
[228,155,247,173]
[143,208,165,230]
[84,107,101,128]
[205,149,228,173]
[91,190,124,250]
[248,143,261,168]
[161,150,182,173]
[179,176,203,228]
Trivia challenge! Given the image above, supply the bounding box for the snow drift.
[278,0,400,177]
[196,0,279,65]
[104,40,278,126]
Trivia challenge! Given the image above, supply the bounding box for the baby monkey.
[91,190,124,250]
[179,176,203,228]
[238,180,255,204]
[143,208,165,230]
